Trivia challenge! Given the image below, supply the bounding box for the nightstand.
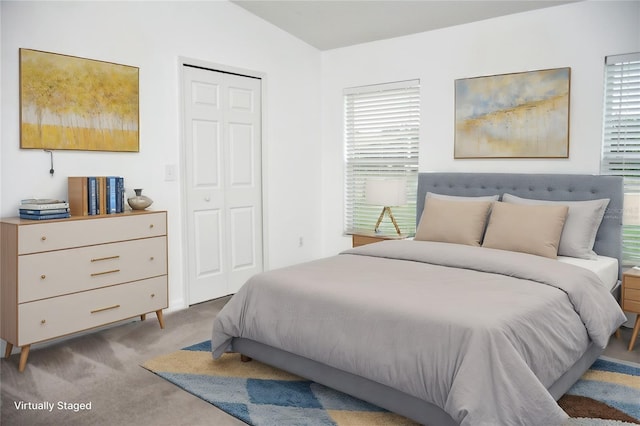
[622,268,640,351]
[351,231,407,248]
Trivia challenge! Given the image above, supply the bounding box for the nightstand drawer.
[351,232,406,248]
[623,299,640,314]
[626,288,640,302]
[625,275,640,290]
[353,235,385,247]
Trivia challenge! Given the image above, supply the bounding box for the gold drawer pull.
[149,224,154,229]
[151,293,155,298]
[150,256,155,261]
[41,236,47,241]
[40,274,46,280]
[41,319,46,325]
[90,304,121,314]
[90,269,120,277]
[91,255,120,262]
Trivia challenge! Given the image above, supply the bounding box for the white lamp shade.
[624,193,640,226]
[365,178,407,206]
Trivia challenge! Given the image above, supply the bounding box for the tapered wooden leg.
[18,345,30,373]
[140,314,146,321]
[374,208,386,233]
[386,207,402,236]
[240,355,252,362]
[4,342,13,359]
[155,310,165,329]
[628,315,640,351]
[615,328,621,339]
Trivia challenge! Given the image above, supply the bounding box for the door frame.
[178,57,269,307]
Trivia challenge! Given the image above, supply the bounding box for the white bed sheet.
[557,255,619,291]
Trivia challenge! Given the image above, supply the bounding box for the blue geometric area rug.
[559,357,640,425]
[142,341,640,426]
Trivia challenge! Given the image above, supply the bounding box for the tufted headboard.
[417,172,624,278]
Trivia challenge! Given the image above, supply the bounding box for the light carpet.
[142,341,640,425]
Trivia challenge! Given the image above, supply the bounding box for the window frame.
[343,80,420,236]
[600,52,640,266]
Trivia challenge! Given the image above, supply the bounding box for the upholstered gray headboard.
[417,172,624,277]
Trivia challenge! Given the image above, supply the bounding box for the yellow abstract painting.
[454,68,570,158]
[20,49,139,152]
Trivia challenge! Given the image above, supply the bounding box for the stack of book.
[68,176,125,216]
[19,199,71,220]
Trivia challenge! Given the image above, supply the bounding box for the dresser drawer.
[17,212,166,254]
[18,237,167,303]
[17,276,167,345]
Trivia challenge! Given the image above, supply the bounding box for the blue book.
[105,178,110,213]
[117,177,124,213]
[88,177,97,215]
[107,176,117,214]
[19,208,69,215]
[20,212,71,220]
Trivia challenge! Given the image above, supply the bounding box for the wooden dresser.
[1,210,168,371]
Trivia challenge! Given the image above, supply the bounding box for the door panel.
[229,123,255,186]
[192,120,220,187]
[230,206,255,270]
[192,80,219,107]
[184,65,262,304]
[194,209,223,277]
[229,87,254,112]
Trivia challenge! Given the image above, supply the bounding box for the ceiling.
[231,0,578,50]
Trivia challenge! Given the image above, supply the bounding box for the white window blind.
[344,80,420,236]
[600,52,640,265]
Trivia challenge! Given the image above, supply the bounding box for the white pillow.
[501,194,609,260]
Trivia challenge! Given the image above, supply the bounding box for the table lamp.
[365,178,407,235]
[624,193,640,226]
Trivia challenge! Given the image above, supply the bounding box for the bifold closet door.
[183,65,263,304]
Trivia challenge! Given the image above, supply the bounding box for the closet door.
[183,65,262,304]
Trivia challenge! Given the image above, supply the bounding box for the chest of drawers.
[1,211,168,371]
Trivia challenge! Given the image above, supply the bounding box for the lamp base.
[374,206,402,236]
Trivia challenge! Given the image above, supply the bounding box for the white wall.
[3,1,640,309]
[320,0,640,256]
[0,1,323,310]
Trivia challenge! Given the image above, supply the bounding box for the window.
[600,52,640,265]
[344,80,420,236]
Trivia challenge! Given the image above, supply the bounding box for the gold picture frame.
[20,48,139,152]
[454,67,570,159]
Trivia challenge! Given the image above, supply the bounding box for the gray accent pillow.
[502,193,610,260]
[415,197,492,246]
[482,202,569,259]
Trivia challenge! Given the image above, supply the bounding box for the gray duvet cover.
[211,240,626,426]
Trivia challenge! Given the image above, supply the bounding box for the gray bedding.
[211,240,626,426]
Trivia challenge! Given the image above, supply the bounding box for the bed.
[211,172,627,426]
